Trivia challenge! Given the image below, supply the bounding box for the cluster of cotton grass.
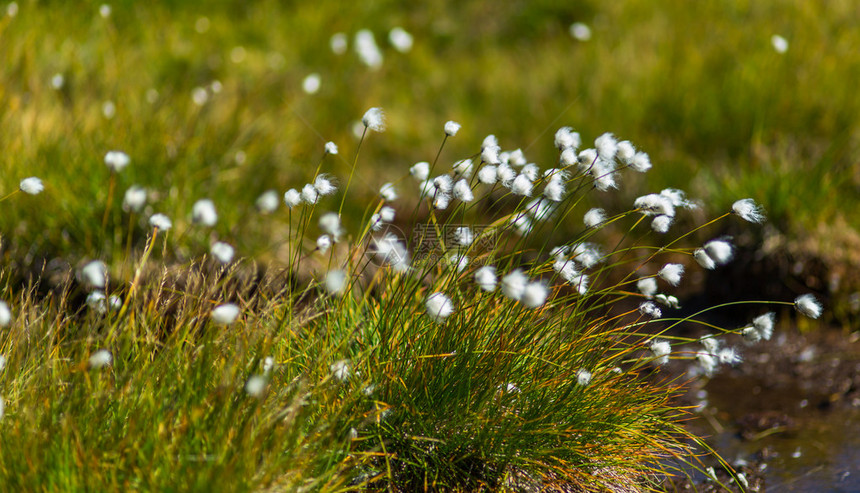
[0,106,823,491]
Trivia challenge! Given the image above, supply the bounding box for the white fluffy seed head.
[379,206,395,223]
[594,133,618,160]
[501,270,528,301]
[651,215,673,233]
[732,198,766,224]
[324,141,338,155]
[444,120,461,136]
[496,163,517,187]
[389,26,413,52]
[88,349,113,369]
[638,301,662,319]
[453,179,474,202]
[509,149,527,166]
[576,368,592,386]
[693,248,716,270]
[771,34,788,54]
[650,340,671,365]
[284,189,302,208]
[454,226,473,246]
[319,212,342,238]
[753,312,776,340]
[544,178,565,202]
[704,239,734,265]
[616,141,636,164]
[583,208,606,228]
[19,177,44,195]
[330,360,350,381]
[477,165,497,184]
[718,347,741,365]
[637,277,658,298]
[634,194,675,217]
[211,303,240,325]
[87,291,107,313]
[255,190,279,213]
[448,253,469,273]
[325,270,347,295]
[210,242,235,264]
[554,126,581,150]
[244,375,267,397]
[474,266,497,291]
[522,282,548,308]
[577,148,597,169]
[433,175,453,195]
[316,235,332,253]
[362,107,386,132]
[149,213,172,231]
[553,259,580,284]
[510,174,533,196]
[426,292,455,322]
[630,152,652,172]
[658,263,685,286]
[123,185,147,212]
[192,199,218,227]
[82,260,107,288]
[453,158,473,177]
[104,150,130,172]
[301,183,319,204]
[314,174,337,196]
[410,162,430,181]
[0,301,10,327]
[794,294,822,319]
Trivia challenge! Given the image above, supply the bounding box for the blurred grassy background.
[1,0,858,321]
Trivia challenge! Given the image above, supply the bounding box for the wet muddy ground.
[664,328,860,492]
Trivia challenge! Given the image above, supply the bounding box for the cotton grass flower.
[86,291,107,313]
[448,253,469,273]
[753,312,776,340]
[255,190,279,213]
[410,162,430,181]
[0,301,11,327]
[210,242,235,264]
[630,152,652,172]
[330,32,348,54]
[732,198,766,224]
[634,194,675,217]
[638,301,662,319]
[192,199,218,226]
[658,263,685,286]
[453,226,473,246]
[88,349,112,369]
[301,73,321,94]
[149,213,172,231]
[637,278,658,298]
[317,235,332,253]
[794,294,822,319]
[19,177,44,195]
[576,369,592,386]
[452,179,474,202]
[355,29,383,69]
[82,260,107,288]
[301,183,319,204]
[522,282,548,308]
[474,266,497,291]
[99,4,111,18]
[655,294,680,309]
[693,248,716,270]
[319,212,342,238]
[324,141,338,155]
[569,22,592,41]
[314,175,337,196]
[650,340,671,365]
[704,239,734,265]
[554,126,581,150]
[425,292,454,322]
[379,183,397,201]
[477,165,497,184]
[510,174,533,196]
[583,208,606,228]
[651,215,673,233]
[501,270,528,301]
[104,150,130,172]
[362,107,385,132]
[388,27,413,52]
[771,34,789,54]
[284,189,301,208]
[6,2,18,17]
[330,360,350,381]
[211,303,240,325]
[244,375,267,398]
[325,270,347,295]
[444,120,461,136]
[543,179,565,202]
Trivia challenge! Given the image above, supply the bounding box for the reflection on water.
[690,371,860,491]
